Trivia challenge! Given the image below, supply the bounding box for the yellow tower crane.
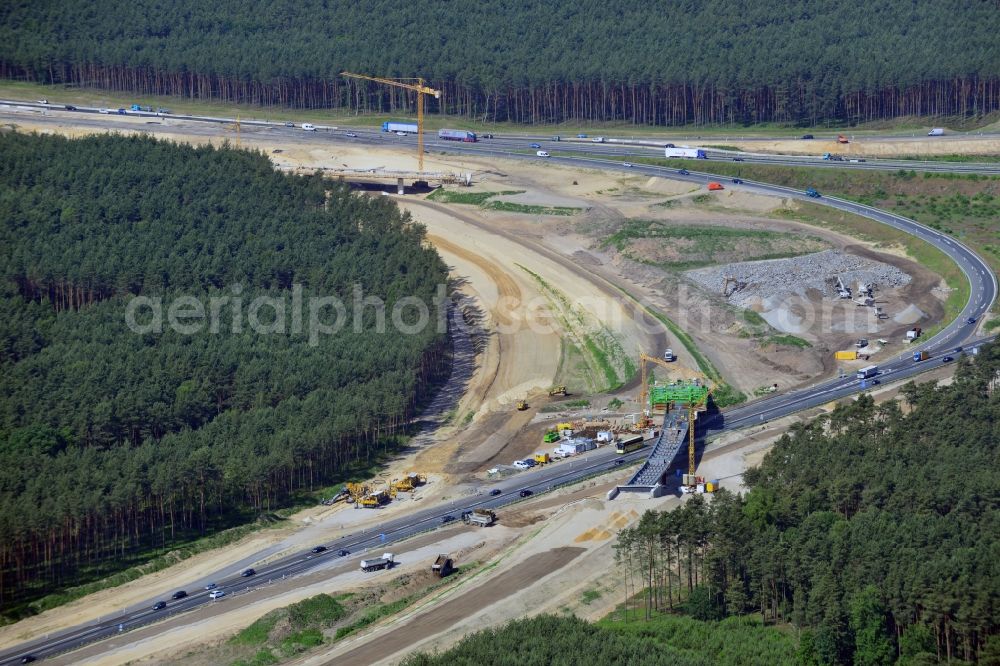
[341,72,442,173]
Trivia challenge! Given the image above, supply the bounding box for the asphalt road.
[0,102,996,665]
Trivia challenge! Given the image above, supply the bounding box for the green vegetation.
[615,344,1000,663]
[229,594,347,664]
[402,614,797,665]
[426,189,524,205]
[581,589,602,605]
[607,398,624,410]
[0,133,448,617]
[481,201,581,216]
[602,221,827,270]
[764,334,811,348]
[427,188,580,215]
[2,2,998,125]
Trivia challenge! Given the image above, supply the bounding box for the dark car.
[171,590,187,600]
[942,356,954,363]
[204,582,217,590]
[954,346,963,353]
[732,157,744,162]
[64,105,77,111]
[152,601,167,610]
[665,143,675,148]
[489,488,502,496]
[529,143,541,149]
[19,656,36,664]
[284,121,295,127]
[519,489,533,498]
[801,134,814,139]
[678,169,690,175]
[311,545,327,553]
[241,568,256,577]
[732,178,743,184]
[613,459,625,466]
[967,317,977,325]
[482,133,494,139]
[117,108,126,115]
[337,549,350,557]
[441,514,456,524]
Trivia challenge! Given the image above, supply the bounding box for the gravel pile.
[685,250,911,309]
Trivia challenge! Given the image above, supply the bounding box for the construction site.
[0,98,972,666]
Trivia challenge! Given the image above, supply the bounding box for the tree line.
[615,345,1000,664]
[0,132,449,616]
[1,0,998,125]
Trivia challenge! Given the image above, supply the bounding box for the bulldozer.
[516,399,528,411]
[549,385,567,396]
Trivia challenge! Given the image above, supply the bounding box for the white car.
[623,162,633,167]
[301,123,317,131]
[536,150,550,157]
[396,131,408,136]
[98,108,109,114]
[513,460,531,470]
[209,590,226,599]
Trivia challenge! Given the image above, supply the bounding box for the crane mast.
[341,72,441,173]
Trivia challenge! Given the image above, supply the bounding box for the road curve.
[0,106,996,665]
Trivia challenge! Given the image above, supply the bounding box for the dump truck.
[462,509,496,527]
[360,490,389,508]
[707,182,724,191]
[360,553,394,572]
[913,350,930,362]
[835,350,859,361]
[431,554,454,577]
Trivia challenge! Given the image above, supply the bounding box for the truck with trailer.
[382,121,418,134]
[431,554,454,577]
[438,129,477,142]
[835,350,859,361]
[856,365,879,380]
[360,552,394,572]
[665,147,707,159]
[913,350,930,362]
[462,509,496,527]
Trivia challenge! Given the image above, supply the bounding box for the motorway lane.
[0,103,997,664]
[4,100,1000,175]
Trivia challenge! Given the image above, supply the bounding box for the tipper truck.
[431,554,454,577]
[462,509,496,527]
[360,553,394,572]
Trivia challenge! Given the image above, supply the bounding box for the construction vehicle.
[543,431,561,444]
[722,276,745,297]
[431,554,455,577]
[360,553,394,572]
[663,348,675,361]
[390,473,426,493]
[556,422,573,431]
[837,134,849,144]
[913,350,930,362]
[533,453,551,465]
[516,399,528,411]
[835,350,859,361]
[835,276,852,299]
[341,72,441,173]
[462,509,496,527]
[360,489,390,508]
[707,182,724,191]
[549,385,567,396]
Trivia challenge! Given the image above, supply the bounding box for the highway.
[0,102,996,665]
